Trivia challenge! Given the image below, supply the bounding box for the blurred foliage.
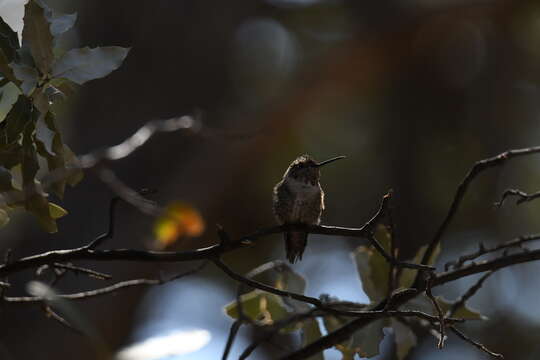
[0,0,128,232]
[153,201,205,249]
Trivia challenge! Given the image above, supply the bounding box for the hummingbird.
[272,154,346,263]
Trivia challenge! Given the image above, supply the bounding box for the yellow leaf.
[48,203,68,219]
[154,202,204,248]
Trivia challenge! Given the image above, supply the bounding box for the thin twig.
[449,326,504,359]
[43,304,83,334]
[448,271,493,317]
[387,190,398,298]
[425,273,445,349]
[212,258,323,307]
[86,189,157,250]
[4,262,206,303]
[86,196,121,249]
[434,248,540,285]
[5,279,160,302]
[494,189,540,207]
[52,263,112,280]
[445,234,540,270]
[320,309,464,325]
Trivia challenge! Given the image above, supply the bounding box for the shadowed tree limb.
[449,326,504,359]
[48,263,112,280]
[425,273,445,349]
[213,258,323,307]
[416,146,540,286]
[4,262,207,303]
[494,189,540,208]
[0,193,431,279]
[444,234,540,271]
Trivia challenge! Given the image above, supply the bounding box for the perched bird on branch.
[273,154,345,263]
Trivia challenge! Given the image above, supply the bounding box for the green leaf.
[20,107,59,233]
[224,290,290,325]
[35,111,81,197]
[399,242,441,289]
[0,51,18,85]
[391,319,417,360]
[0,82,21,123]
[35,112,67,197]
[31,85,49,115]
[302,319,324,360]
[49,77,78,99]
[0,16,21,85]
[2,95,33,145]
[0,16,20,62]
[22,0,55,76]
[352,224,392,303]
[9,62,38,95]
[52,46,130,85]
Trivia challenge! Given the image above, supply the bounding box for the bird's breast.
[286,178,321,223]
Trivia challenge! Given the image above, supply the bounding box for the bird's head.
[284,154,345,185]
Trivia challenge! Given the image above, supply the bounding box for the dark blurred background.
[3,0,540,359]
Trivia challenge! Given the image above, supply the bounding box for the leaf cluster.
[0,0,129,231]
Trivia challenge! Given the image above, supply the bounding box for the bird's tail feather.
[285,231,308,264]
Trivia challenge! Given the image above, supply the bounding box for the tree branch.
[444,234,540,271]
[0,193,431,279]
[449,326,504,359]
[212,258,323,307]
[4,262,207,303]
[85,196,122,249]
[425,273,445,349]
[494,189,540,208]
[417,146,540,282]
[50,263,112,280]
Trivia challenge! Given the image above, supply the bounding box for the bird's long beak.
[315,156,346,167]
